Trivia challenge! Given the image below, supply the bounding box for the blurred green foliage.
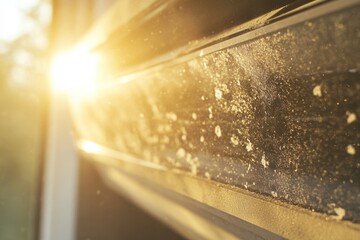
[0,88,42,240]
[0,1,49,239]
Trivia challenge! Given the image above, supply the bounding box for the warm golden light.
[50,50,99,94]
[79,140,102,154]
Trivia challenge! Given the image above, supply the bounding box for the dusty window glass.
[72,4,360,223]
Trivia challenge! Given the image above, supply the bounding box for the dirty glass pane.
[72,5,360,222]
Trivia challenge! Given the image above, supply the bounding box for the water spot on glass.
[215,125,222,138]
[215,88,223,100]
[176,148,186,158]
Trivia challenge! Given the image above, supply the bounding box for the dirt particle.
[161,136,170,144]
[230,134,239,146]
[181,134,187,141]
[261,154,269,168]
[333,208,346,220]
[191,165,198,175]
[208,107,213,119]
[246,164,251,173]
[346,145,356,155]
[165,112,177,121]
[192,112,197,120]
[346,111,357,124]
[313,85,322,97]
[246,139,253,152]
[271,191,278,197]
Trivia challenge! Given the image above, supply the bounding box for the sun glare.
[50,50,99,95]
[79,140,102,154]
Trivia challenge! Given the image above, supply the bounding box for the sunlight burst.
[50,51,99,95]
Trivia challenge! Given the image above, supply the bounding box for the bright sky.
[0,0,42,41]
